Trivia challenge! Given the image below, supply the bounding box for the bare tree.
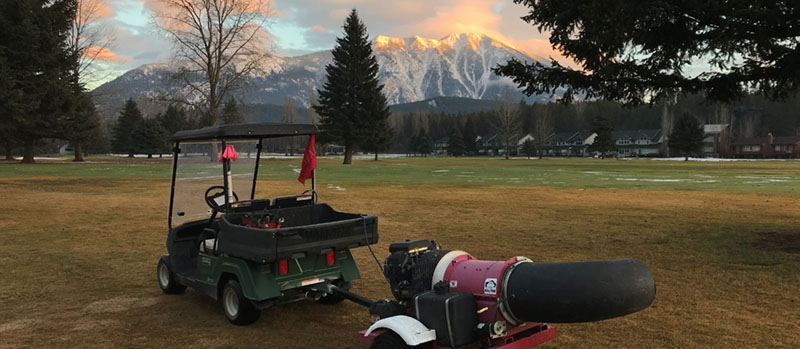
[493,87,522,159]
[68,0,116,86]
[154,0,273,126]
[532,104,554,159]
[281,96,298,155]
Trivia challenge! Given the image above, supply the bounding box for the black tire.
[371,331,422,349]
[221,279,260,325]
[317,280,352,305]
[157,256,187,294]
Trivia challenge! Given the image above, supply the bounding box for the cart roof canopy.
[172,123,317,142]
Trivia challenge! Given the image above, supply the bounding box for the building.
[702,124,730,157]
[732,134,800,158]
[612,129,663,157]
[544,131,597,157]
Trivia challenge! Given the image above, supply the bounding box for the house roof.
[731,136,769,146]
[773,136,800,144]
[173,123,317,141]
[612,129,662,142]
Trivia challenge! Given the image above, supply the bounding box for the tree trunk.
[4,144,13,161]
[73,142,85,162]
[148,154,153,158]
[505,146,510,159]
[685,156,689,161]
[128,152,134,158]
[374,151,378,161]
[343,146,353,164]
[21,139,35,164]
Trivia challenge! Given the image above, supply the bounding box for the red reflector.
[326,252,335,266]
[279,259,288,275]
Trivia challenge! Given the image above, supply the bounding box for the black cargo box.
[414,290,478,347]
[216,203,378,263]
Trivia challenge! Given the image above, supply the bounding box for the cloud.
[86,45,131,62]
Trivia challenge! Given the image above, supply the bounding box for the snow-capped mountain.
[91,33,547,117]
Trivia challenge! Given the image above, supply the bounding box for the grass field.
[1,156,799,348]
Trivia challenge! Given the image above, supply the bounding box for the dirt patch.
[0,318,37,333]
[753,231,800,255]
[85,296,160,313]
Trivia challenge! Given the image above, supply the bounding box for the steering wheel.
[205,185,239,212]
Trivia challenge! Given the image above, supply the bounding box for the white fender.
[432,250,470,286]
[364,315,436,346]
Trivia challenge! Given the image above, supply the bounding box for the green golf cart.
[156,123,378,325]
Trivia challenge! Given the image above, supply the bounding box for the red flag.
[298,135,316,185]
[218,145,239,162]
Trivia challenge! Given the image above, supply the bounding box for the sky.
[87,0,565,89]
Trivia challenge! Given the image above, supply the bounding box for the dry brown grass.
[1,177,799,348]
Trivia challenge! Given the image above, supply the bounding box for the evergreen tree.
[447,129,465,157]
[112,99,144,157]
[669,113,704,160]
[314,9,391,164]
[158,105,189,137]
[220,97,244,125]
[521,138,536,159]
[463,117,478,155]
[58,92,100,161]
[588,115,615,157]
[132,118,169,158]
[414,128,433,157]
[0,0,79,163]
[496,0,800,106]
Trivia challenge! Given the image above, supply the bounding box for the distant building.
[612,129,663,157]
[703,124,731,158]
[433,137,449,154]
[544,130,596,157]
[732,133,800,158]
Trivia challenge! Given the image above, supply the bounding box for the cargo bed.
[217,204,378,263]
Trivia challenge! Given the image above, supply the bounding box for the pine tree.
[522,138,536,159]
[158,105,189,137]
[463,117,478,155]
[588,115,616,157]
[220,97,244,125]
[58,92,100,161]
[669,113,704,160]
[1,0,79,163]
[132,118,169,158]
[112,99,144,157]
[414,128,433,157]
[447,129,465,157]
[314,9,391,164]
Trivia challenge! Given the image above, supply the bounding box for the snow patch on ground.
[327,184,346,191]
[432,169,449,173]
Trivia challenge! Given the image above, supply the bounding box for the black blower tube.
[503,259,656,323]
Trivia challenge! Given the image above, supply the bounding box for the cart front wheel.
[221,280,260,325]
[157,256,186,294]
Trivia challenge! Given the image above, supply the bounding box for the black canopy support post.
[252,139,262,200]
[168,141,181,230]
[311,171,317,204]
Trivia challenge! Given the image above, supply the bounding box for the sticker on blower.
[483,278,497,295]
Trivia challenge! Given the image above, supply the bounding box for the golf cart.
[156,123,378,325]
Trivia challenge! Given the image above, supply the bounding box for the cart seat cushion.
[199,238,217,254]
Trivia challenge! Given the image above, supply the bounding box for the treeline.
[109,98,244,158]
[385,93,800,155]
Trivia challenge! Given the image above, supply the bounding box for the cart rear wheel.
[221,279,260,325]
[157,256,186,294]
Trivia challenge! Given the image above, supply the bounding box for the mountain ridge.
[91,32,551,120]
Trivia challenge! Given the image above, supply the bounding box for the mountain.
[92,33,549,120]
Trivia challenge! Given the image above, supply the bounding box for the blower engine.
[359,240,656,348]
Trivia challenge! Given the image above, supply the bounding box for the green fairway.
[3,156,800,196]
